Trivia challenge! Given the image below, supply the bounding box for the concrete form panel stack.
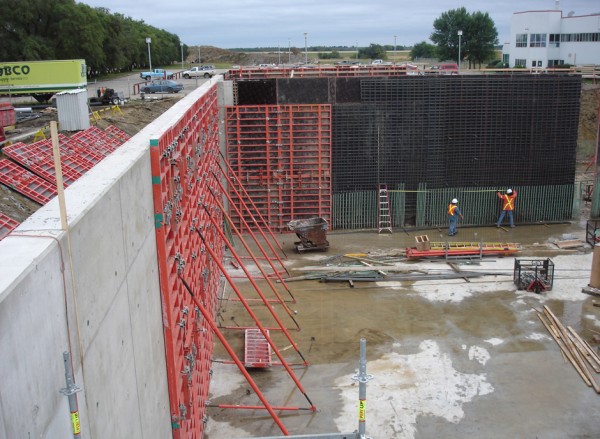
[150,85,223,438]
[225,104,332,231]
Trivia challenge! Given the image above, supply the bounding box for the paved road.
[88,70,225,101]
[0,69,225,105]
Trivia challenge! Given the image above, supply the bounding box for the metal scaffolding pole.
[60,351,82,438]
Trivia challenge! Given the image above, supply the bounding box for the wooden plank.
[567,327,600,373]
[555,239,584,249]
[536,312,592,387]
[543,306,600,393]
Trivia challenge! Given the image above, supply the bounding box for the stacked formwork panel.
[150,86,223,438]
[226,104,332,231]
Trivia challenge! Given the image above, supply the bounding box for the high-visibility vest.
[502,194,515,210]
[448,204,457,216]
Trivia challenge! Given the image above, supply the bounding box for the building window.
[548,59,565,67]
[549,34,560,47]
[530,34,547,47]
[516,33,528,47]
[515,59,526,67]
[561,32,600,42]
[502,54,509,65]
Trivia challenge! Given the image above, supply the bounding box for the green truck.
[0,59,87,102]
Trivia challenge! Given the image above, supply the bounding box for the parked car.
[141,80,183,94]
[182,66,215,79]
[426,63,459,75]
[139,68,174,81]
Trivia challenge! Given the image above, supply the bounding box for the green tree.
[464,11,498,67]
[410,41,436,60]
[430,7,498,67]
[358,44,387,60]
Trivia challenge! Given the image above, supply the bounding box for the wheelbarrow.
[287,217,329,252]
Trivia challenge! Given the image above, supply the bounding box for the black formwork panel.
[347,75,581,190]
[276,78,330,104]
[237,79,277,105]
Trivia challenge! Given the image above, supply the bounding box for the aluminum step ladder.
[378,184,392,233]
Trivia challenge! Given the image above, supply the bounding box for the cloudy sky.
[78,0,597,48]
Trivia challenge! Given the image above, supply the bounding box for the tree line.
[0,0,185,77]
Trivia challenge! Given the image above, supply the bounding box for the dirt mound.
[187,45,306,66]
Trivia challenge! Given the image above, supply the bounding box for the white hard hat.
[451,198,458,204]
[507,188,513,194]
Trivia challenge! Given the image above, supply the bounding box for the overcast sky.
[77,0,597,48]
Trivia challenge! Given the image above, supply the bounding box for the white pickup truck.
[182,65,216,79]
[371,59,393,66]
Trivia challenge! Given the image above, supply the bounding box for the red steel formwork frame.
[0,212,19,241]
[225,65,412,80]
[0,158,58,204]
[225,104,332,232]
[150,87,223,437]
[151,87,313,438]
[0,126,130,206]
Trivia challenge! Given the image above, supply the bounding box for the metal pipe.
[208,180,294,299]
[60,351,82,438]
[201,202,304,336]
[352,338,373,438]
[217,151,288,258]
[177,276,290,435]
[196,229,316,409]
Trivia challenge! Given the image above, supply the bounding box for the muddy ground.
[205,223,600,438]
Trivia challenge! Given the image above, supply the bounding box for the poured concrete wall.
[0,79,223,439]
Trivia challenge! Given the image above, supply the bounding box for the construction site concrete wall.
[0,79,222,439]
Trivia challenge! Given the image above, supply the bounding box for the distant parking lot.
[88,70,225,101]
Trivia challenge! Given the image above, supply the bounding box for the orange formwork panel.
[0,212,19,241]
[150,86,223,439]
[0,158,58,204]
[225,104,332,232]
[244,329,272,368]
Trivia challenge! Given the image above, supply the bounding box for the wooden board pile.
[536,305,600,393]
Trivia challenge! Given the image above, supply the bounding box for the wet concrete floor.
[205,222,600,438]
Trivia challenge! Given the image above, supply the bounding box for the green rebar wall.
[592,175,600,218]
[332,190,377,229]
[332,183,577,230]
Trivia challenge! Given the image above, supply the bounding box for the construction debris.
[536,306,600,393]
[555,239,585,249]
[406,241,521,260]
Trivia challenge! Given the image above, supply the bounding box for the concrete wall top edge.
[0,76,221,305]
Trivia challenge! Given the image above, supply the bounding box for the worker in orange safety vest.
[447,198,464,236]
[496,188,517,228]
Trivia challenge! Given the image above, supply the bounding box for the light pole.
[394,35,397,64]
[288,38,291,64]
[356,41,359,60]
[198,46,201,65]
[146,37,152,70]
[304,32,308,64]
[180,42,184,70]
[278,44,281,65]
[457,30,462,71]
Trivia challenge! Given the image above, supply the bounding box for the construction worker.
[447,198,463,236]
[497,188,517,228]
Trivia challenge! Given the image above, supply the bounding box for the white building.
[502,7,600,68]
